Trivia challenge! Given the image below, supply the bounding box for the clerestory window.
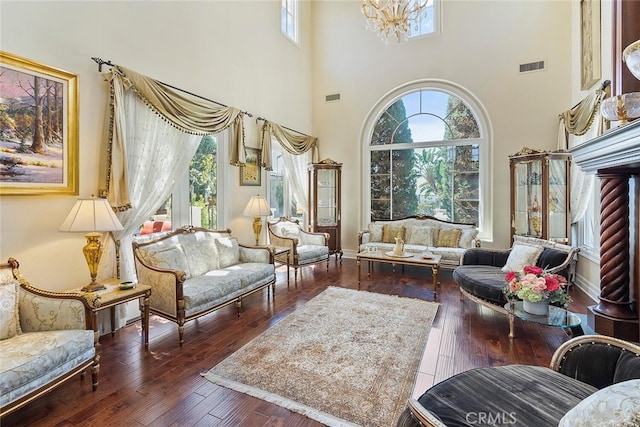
[281,0,298,44]
[364,81,491,238]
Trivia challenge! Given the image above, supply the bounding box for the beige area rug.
[202,286,439,427]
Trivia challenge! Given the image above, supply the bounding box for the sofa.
[132,225,276,345]
[0,258,99,418]
[267,217,330,283]
[397,334,640,427]
[454,235,579,308]
[358,215,480,269]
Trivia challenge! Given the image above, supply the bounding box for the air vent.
[325,93,341,102]
[519,60,546,73]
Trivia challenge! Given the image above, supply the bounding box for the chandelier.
[361,0,430,43]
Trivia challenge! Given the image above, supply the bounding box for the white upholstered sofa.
[132,226,276,345]
[0,258,99,418]
[358,215,480,269]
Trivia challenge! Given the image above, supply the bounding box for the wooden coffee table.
[356,251,442,299]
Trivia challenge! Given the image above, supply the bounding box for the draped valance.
[558,80,610,143]
[259,120,319,170]
[106,66,246,210]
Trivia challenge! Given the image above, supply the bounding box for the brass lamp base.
[252,216,262,246]
[81,280,106,292]
[81,231,106,292]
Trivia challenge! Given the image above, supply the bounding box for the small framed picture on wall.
[240,147,261,186]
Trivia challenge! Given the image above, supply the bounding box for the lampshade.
[59,197,124,233]
[242,195,272,217]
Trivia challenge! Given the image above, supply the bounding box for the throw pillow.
[0,277,21,340]
[215,237,240,268]
[138,244,191,278]
[409,226,434,246]
[382,225,406,243]
[368,224,384,242]
[558,379,640,427]
[501,243,544,273]
[436,228,462,247]
[458,228,479,248]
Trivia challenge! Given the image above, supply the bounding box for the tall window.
[364,82,490,235]
[281,0,298,43]
[408,0,439,39]
[268,143,304,223]
[139,132,228,235]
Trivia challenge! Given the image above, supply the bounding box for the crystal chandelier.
[361,0,430,43]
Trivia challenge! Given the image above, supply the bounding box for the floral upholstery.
[132,226,276,345]
[358,216,479,268]
[0,258,98,417]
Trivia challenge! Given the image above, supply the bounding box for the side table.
[273,246,291,286]
[68,280,151,349]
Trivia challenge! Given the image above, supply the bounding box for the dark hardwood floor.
[3,259,594,427]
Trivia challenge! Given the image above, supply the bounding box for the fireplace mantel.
[569,118,639,341]
[570,119,640,173]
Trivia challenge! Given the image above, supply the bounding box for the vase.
[523,299,549,315]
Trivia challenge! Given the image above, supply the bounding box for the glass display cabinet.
[308,158,342,260]
[509,148,571,244]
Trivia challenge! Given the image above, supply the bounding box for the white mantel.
[569,119,640,173]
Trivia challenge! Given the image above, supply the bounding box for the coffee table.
[356,251,442,299]
[504,301,583,339]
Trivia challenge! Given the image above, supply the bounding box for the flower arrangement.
[504,265,571,307]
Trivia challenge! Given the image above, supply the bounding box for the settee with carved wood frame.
[0,258,99,418]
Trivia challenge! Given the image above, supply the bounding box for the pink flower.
[545,276,560,292]
[505,271,517,281]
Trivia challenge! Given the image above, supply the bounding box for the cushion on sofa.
[368,223,384,242]
[458,227,479,248]
[409,226,434,246]
[435,228,461,247]
[0,277,21,340]
[214,237,240,268]
[454,265,510,305]
[415,365,597,427]
[501,243,544,272]
[382,224,405,243]
[137,244,192,278]
[558,379,640,427]
[183,235,218,277]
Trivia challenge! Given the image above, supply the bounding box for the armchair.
[397,334,640,427]
[267,217,330,283]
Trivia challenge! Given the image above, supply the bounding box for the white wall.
[311,0,573,253]
[0,0,313,290]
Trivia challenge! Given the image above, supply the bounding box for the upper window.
[408,0,439,39]
[281,0,298,43]
[364,82,491,238]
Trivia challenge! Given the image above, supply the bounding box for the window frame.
[267,142,305,225]
[408,0,441,40]
[361,79,493,241]
[281,0,298,45]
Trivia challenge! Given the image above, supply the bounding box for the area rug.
[202,286,439,427]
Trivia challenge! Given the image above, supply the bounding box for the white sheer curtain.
[281,148,311,215]
[100,82,200,283]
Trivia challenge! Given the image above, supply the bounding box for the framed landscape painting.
[580,0,601,90]
[0,51,79,195]
[240,147,261,186]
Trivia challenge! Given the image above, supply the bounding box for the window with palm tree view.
[368,88,482,225]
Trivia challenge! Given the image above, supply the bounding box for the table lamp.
[243,195,271,245]
[59,196,124,292]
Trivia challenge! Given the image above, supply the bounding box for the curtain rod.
[91,56,253,118]
[256,116,310,138]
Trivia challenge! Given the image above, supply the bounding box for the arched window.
[363,80,492,237]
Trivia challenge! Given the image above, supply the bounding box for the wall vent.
[325,93,341,102]
[519,60,546,73]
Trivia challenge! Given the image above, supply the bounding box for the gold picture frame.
[0,51,79,195]
[580,0,601,90]
[240,147,261,186]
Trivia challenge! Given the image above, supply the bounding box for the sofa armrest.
[461,248,510,267]
[134,258,185,318]
[358,230,371,246]
[238,245,274,264]
[18,284,95,332]
[551,335,640,389]
[299,230,328,246]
